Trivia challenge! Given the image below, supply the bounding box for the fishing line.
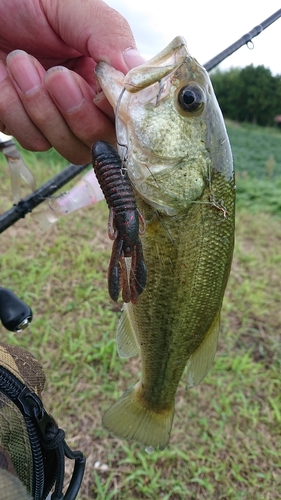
[115,87,128,172]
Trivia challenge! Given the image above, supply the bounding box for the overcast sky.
[106,0,281,75]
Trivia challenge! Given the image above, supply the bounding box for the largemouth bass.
[95,36,235,449]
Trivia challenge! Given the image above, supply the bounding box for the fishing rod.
[0,161,90,234]
[204,8,281,71]
[1,8,281,233]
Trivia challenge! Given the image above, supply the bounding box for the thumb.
[44,0,145,71]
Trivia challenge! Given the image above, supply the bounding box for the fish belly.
[103,180,234,449]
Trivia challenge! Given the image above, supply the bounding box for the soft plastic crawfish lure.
[92,141,146,304]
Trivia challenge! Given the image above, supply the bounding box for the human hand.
[0,0,144,163]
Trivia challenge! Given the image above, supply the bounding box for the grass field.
[0,121,281,499]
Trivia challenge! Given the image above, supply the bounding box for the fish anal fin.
[186,310,220,389]
[116,303,139,358]
[103,382,174,450]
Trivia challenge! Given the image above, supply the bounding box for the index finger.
[43,0,145,72]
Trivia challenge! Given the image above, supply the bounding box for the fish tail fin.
[102,383,174,450]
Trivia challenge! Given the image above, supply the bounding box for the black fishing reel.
[0,287,32,332]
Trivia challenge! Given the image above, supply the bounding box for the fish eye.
[178,86,203,112]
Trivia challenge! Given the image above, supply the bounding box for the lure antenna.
[204,9,281,71]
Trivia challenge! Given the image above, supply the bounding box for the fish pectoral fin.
[186,310,221,389]
[103,382,174,450]
[116,303,140,358]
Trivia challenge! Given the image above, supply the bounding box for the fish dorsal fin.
[186,310,220,389]
[116,303,140,358]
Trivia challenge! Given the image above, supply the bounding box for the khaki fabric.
[0,343,46,498]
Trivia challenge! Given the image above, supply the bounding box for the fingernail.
[7,50,42,94]
[45,67,85,112]
[0,61,8,83]
[123,48,146,70]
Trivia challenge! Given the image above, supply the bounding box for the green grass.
[226,121,281,180]
[0,122,281,499]
[226,120,281,215]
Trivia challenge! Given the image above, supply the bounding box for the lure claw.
[108,234,146,304]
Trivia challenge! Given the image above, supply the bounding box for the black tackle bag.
[0,342,86,500]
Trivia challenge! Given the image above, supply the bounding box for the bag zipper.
[0,366,47,499]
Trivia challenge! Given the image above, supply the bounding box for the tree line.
[210,65,281,127]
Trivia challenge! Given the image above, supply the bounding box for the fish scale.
[95,36,235,449]
[133,193,234,383]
